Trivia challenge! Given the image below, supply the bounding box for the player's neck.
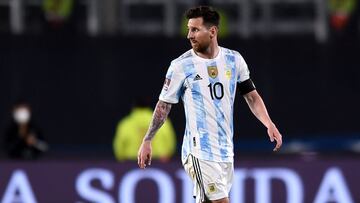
[195,43,220,59]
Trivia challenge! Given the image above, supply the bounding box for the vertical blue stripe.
[182,95,190,162]
[182,60,212,159]
[206,61,228,161]
[225,54,237,141]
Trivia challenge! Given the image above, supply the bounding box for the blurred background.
[0,0,359,202]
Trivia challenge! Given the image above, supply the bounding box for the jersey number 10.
[208,82,224,100]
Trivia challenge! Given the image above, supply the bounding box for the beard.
[191,40,210,53]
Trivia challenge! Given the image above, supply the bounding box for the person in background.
[42,0,74,32]
[4,101,48,160]
[328,0,358,37]
[113,97,176,162]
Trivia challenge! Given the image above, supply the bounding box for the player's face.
[187,17,213,53]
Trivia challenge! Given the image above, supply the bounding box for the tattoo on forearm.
[144,101,172,141]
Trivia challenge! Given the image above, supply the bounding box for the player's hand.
[138,140,152,169]
[267,123,282,152]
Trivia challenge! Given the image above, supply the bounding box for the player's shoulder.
[170,49,193,67]
[221,46,242,58]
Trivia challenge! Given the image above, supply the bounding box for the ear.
[209,26,218,39]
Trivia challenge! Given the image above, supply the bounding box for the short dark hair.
[185,6,220,27]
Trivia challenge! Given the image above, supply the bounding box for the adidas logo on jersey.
[194,74,203,81]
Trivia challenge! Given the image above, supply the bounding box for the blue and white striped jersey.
[159,47,251,164]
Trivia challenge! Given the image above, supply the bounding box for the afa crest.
[207,66,218,78]
[207,183,217,193]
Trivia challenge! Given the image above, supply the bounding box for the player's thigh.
[196,157,233,201]
[209,197,229,203]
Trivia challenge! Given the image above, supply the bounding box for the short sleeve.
[236,53,250,83]
[159,63,185,104]
[236,52,256,95]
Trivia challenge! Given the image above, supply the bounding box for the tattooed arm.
[143,101,172,141]
[138,100,172,169]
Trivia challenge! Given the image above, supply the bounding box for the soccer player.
[138,6,282,203]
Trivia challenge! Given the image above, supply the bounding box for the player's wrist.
[143,136,152,142]
[266,121,275,129]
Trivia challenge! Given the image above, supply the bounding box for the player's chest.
[183,63,235,91]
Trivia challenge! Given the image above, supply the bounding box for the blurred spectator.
[3,101,48,160]
[113,97,176,162]
[42,0,74,31]
[328,0,358,37]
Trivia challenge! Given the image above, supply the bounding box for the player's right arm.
[138,100,172,169]
[138,59,184,169]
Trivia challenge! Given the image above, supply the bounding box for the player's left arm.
[243,90,282,151]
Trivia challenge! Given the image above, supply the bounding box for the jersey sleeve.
[236,52,251,83]
[236,52,256,95]
[159,63,185,104]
